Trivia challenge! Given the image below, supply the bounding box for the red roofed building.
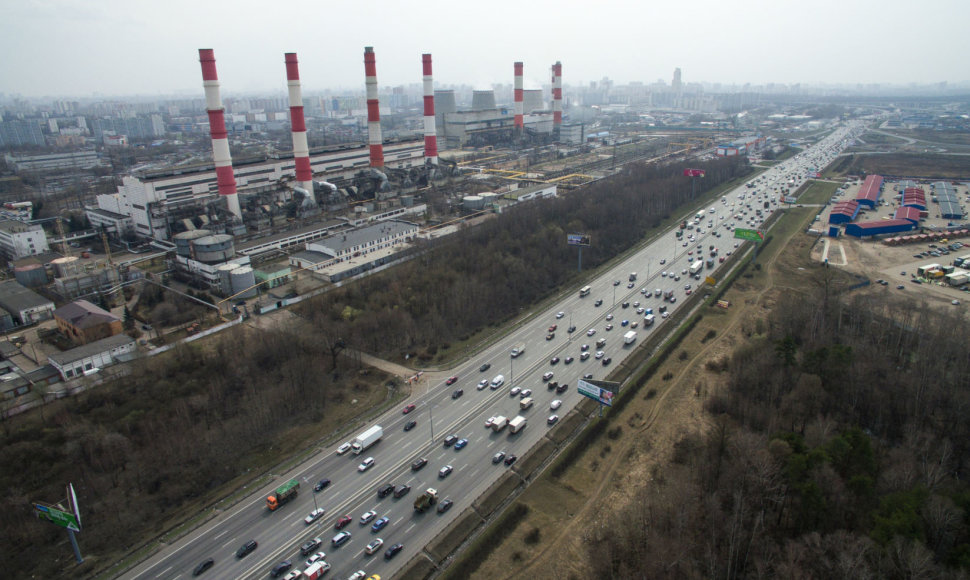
[54,299,123,345]
[855,175,883,208]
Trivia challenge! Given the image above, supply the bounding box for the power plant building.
[0,221,50,260]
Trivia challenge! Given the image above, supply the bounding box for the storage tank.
[51,256,80,278]
[522,89,544,114]
[190,234,235,263]
[216,262,240,295]
[14,263,49,288]
[471,90,496,111]
[462,195,485,211]
[173,229,212,258]
[230,266,257,298]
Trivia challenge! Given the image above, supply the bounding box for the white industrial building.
[0,221,50,260]
[47,333,137,380]
[305,220,419,262]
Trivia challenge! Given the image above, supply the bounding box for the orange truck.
[266,479,300,510]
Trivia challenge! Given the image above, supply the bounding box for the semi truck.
[492,416,509,432]
[413,488,439,512]
[351,425,383,455]
[510,343,526,358]
[509,416,527,434]
[624,330,637,344]
[266,479,300,511]
[689,260,704,275]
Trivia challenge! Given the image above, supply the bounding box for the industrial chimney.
[513,62,524,132]
[552,61,563,128]
[364,47,384,168]
[198,49,242,221]
[421,54,438,168]
[284,53,313,197]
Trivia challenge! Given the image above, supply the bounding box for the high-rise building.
[0,120,46,147]
[672,68,683,92]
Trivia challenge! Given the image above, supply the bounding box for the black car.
[594,299,603,307]
[270,561,292,578]
[443,434,458,447]
[411,457,428,471]
[377,483,394,498]
[192,558,214,576]
[547,380,558,391]
[556,383,569,394]
[621,301,630,308]
[404,420,417,431]
[479,362,491,372]
[583,373,593,380]
[437,498,454,513]
[452,388,463,399]
[314,478,331,492]
[300,537,323,556]
[602,357,612,366]
[385,543,405,560]
[236,540,258,558]
[504,454,518,466]
[567,325,576,333]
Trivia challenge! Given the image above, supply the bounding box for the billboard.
[567,233,591,247]
[683,168,706,177]
[733,228,764,242]
[577,378,619,407]
[34,502,80,532]
[782,195,798,204]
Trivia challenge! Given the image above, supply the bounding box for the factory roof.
[0,220,41,234]
[47,333,135,367]
[0,280,53,313]
[54,300,120,329]
[851,219,913,230]
[894,206,921,223]
[856,175,883,204]
[313,220,418,255]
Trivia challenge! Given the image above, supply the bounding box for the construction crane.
[55,217,71,257]
[101,229,112,264]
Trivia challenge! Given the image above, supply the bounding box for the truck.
[510,343,526,358]
[676,230,683,239]
[519,397,534,410]
[266,479,300,511]
[629,272,637,282]
[413,488,439,512]
[689,260,704,275]
[663,289,675,302]
[304,562,331,580]
[492,415,509,432]
[623,330,637,344]
[643,314,655,326]
[351,425,384,455]
[706,258,715,269]
[508,415,527,434]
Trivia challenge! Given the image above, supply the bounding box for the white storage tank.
[173,229,212,258]
[462,195,485,211]
[51,256,80,278]
[216,262,240,295]
[190,234,235,264]
[230,266,257,298]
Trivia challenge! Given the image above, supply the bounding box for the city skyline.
[1,0,968,99]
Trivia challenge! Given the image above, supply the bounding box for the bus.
[579,286,591,297]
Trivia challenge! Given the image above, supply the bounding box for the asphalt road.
[123,122,862,580]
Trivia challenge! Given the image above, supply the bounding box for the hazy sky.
[2,0,967,98]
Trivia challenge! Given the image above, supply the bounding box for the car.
[439,464,454,478]
[719,257,725,263]
[271,561,293,578]
[510,385,521,396]
[404,419,418,432]
[686,289,692,295]
[437,498,454,513]
[305,552,326,567]
[581,343,590,351]
[682,241,688,246]
[661,271,668,277]
[542,372,554,381]
[954,300,961,305]
[236,539,258,558]
[372,517,390,532]
[337,442,352,455]
[602,357,612,366]
[564,356,574,364]
[411,457,428,471]
[550,399,563,411]
[595,350,605,359]
[897,285,905,289]
[670,296,677,303]
[548,415,559,425]
[659,258,666,265]
[548,324,558,332]
[636,307,645,314]
[633,301,640,307]
[365,538,384,555]
[485,416,496,428]
[580,352,590,361]
[684,284,692,290]
[550,356,560,365]
[493,451,506,463]
[402,404,416,414]
[594,299,603,307]
[443,434,458,447]
[546,333,555,341]
[479,362,491,372]
[662,312,670,319]
[567,325,576,333]
[454,438,468,450]
[605,323,614,331]
[621,320,629,327]
[331,531,352,547]
[587,328,596,336]
[377,483,394,498]
[504,454,518,466]
[556,383,569,394]
[192,558,214,576]
[283,571,303,580]
[606,313,614,321]
[451,388,463,399]
[445,375,458,386]
[547,380,559,391]
[674,275,681,281]
[477,379,489,390]
[556,311,565,319]
[688,250,693,256]
[335,515,352,530]
[305,508,326,525]
[301,537,323,556]
[520,389,533,398]
[359,510,377,525]
[613,279,621,286]
[627,282,635,288]
[385,543,404,560]
[357,457,375,472]
[314,478,331,492]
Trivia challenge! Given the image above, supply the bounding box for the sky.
[1,0,968,99]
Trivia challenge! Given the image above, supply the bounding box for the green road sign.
[734,228,764,242]
[34,503,80,532]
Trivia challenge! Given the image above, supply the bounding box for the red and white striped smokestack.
[552,61,563,127]
[514,62,524,130]
[364,47,384,168]
[198,49,242,221]
[284,52,313,195]
[421,53,438,166]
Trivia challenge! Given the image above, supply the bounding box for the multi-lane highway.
[124,122,863,580]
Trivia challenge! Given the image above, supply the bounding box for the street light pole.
[429,405,435,444]
[510,354,514,387]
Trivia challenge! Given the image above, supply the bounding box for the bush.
[678,350,689,361]
[524,527,541,545]
[607,426,623,440]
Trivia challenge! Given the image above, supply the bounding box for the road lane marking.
[155,567,172,578]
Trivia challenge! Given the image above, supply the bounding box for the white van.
[490,375,505,389]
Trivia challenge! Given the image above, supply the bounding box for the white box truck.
[508,416,527,434]
[519,397,534,410]
[492,416,509,432]
[351,425,383,454]
[510,343,526,358]
[689,260,704,275]
[643,314,655,326]
[624,330,637,344]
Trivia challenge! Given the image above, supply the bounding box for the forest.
[584,279,970,578]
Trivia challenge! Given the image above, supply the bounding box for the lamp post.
[429,404,436,445]
[510,353,514,387]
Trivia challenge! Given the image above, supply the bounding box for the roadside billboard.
[567,233,591,247]
[577,379,619,407]
[34,502,80,532]
[733,228,764,242]
[683,168,706,177]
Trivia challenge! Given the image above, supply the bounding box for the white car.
[336,442,352,455]
[587,329,596,337]
[662,312,670,319]
[542,372,554,381]
[305,551,327,567]
[477,379,489,390]
[359,510,377,524]
[550,399,562,410]
[595,351,605,359]
[520,389,533,398]
[358,457,375,472]
[348,569,366,580]
[556,311,565,319]
[510,386,521,396]
[606,314,614,321]
[485,416,496,428]
[364,539,384,556]
[305,508,326,525]
[580,352,590,361]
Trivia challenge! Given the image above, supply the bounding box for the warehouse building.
[828,201,861,224]
[893,206,922,224]
[844,218,915,238]
[47,333,136,381]
[855,175,883,208]
[0,280,55,325]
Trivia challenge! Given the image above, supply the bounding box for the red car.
[548,324,557,332]
[402,403,416,414]
[445,376,458,385]
[334,515,352,530]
